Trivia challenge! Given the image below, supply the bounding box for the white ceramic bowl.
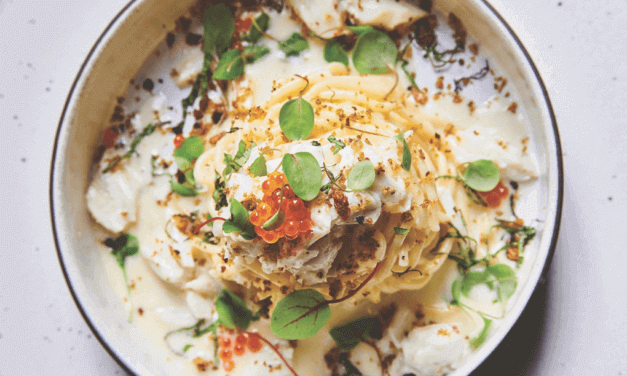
[50,0,563,375]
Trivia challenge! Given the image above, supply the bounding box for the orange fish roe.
[219,348,233,361]
[250,173,313,244]
[261,172,287,196]
[234,343,246,356]
[219,337,232,348]
[247,333,263,353]
[478,180,509,208]
[223,359,235,372]
[235,334,247,346]
[216,332,266,372]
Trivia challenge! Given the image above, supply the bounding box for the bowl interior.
[50,0,561,375]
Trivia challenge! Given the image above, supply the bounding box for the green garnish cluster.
[104,233,139,321]
[323,26,397,76]
[437,159,500,206]
[213,11,271,80]
[222,198,256,240]
[170,136,205,196]
[165,288,265,364]
[103,122,160,173]
[445,212,536,348]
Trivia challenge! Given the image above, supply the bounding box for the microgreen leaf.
[250,155,268,177]
[486,264,517,304]
[262,208,286,231]
[262,182,286,230]
[213,49,245,80]
[311,141,321,146]
[462,160,500,192]
[394,132,411,171]
[170,181,199,197]
[242,12,269,44]
[184,168,196,185]
[279,32,309,57]
[174,136,204,161]
[222,198,256,240]
[216,289,254,330]
[469,316,492,349]
[279,98,314,141]
[347,25,375,36]
[203,3,235,57]
[394,227,410,235]
[103,123,158,173]
[174,156,191,171]
[107,233,139,271]
[182,344,193,352]
[327,135,346,155]
[170,136,204,197]
[347,160,375,191]
[324,38,349,66]
[243,45,271,63]
[223,155,235,176]
[105,233,139,297]
[461,270,490,297]
[282,152,322,201]
[270,289,331,340]
[352,30,397,75]
[329,317,379,351]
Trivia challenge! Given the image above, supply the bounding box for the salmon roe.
[217,331,265,371]
[223,360,235,372]
[219,348,232,361]
[234,343,246,356]
[173,134,184,148]
[250,173,312,244]
[247,333,263,353]
[235,334,247,346]
[478,181,509,208]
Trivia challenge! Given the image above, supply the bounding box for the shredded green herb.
[279,33,309,57]
[454,60,490,92]
[103,123,161,173]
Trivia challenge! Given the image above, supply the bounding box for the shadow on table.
[470,270,550,376]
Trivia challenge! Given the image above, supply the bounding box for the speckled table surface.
[0,0,625,375]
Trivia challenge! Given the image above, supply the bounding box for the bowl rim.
[49,0,563,375]
[49,1,140,375]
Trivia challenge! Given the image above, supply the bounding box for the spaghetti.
[193,70,480,305]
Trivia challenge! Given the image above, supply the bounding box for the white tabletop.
[1,0,625,375]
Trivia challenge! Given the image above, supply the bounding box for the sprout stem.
[193,217,227,234]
